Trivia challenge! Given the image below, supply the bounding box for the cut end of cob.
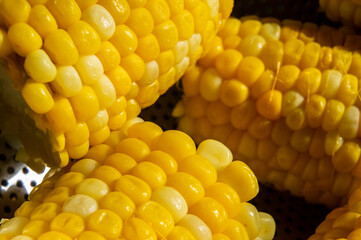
[176,16,361,208]
[0,0,234,170]
[0,119,275,240]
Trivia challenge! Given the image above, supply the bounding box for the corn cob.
[0,119,275,240]
[0,0,233,171]
[308,186,361,240]
[174,16,361,208]
[319,0,361,27]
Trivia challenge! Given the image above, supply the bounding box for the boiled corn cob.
[0,119,275,240]
[319,0,361,27]
[0,0,233,171]
[309,186,361,240]
[175,16,361,208]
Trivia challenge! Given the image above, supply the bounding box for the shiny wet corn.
[0,0,233,170]
[175,16,361,208]
[0,119,275,240]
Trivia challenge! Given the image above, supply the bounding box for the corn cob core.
[319,0,361,27]
[0,0,233,171]
[175,16,361,208]
[0,119,275,240]
[309,186,361,240]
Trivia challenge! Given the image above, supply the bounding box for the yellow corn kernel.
[219,161,259,202]
[198,36,223,68]
[219,18,240,38]
[282,90,304,117]
[171,9,194,41]
[21,79,54,114]
[275,65,300,92]
[256,90,282,120]
[22,220,48,239]
[68,20,101,55]
[71,158,99,176]
[183,95,207,119]
[126,7,154,38]
[108,112,127,130]
[348,229,361,240]
[259,40,283,71]
[319,70,343,99]
[157,50,175,75]
[120,53,146,82]
[223,35,241,50]
[38,231,72,240]
[154,19,179,51]
[234,202,261,240]
[135,34,160,62]
[86,209,123,239]
[108,97,127,116]
[114,175,152,206]
[125,99,141,119]
[250,70,274,100]
[187,33,202,65]
[215,49,243,79]
[286,107,306,131]
[106,66,132,96]
[46,95,76,132]
[325,131,344,156]
[75,178,109,201]
[259,22,281,41]
[28,0,48,5]
[338,74,358,106]
[142,151,177,176]
[8,23,42,57]
[122,217,157,240]
[249,115,273,139]
[178,214,212,240]
[151,186,188,224]
[189,197,228,234]
[195,139,231,172]
[46,0,81,29]
[190,1,210,33]
[96,41,121,72]
[206,101,230,125]
[229,100,256,130]
[167,172,205,207]
[50,212,84,238]
[238,35,266,57]
[115,138,150,162]
[0,0,31,26]
[28,5,57,39]
[70,88,99,122]
[283,39,305,66]
[126,121,162,148]
[306,94,327,128]
[14,201,39,218]
[136,201,174,237]
[257,138,277,161]
[180,155,216,188]
[318,46,333,70]
[100,191,135,221]
[30,202,61,221]
[167,226,196,240]
[237,56,265,87]
[137,81,160,108]
[156,130,196,160]
[339,106,360,139]
[280,20,301,41]
[296,68,321,97]
[44,29,79,66]
[63,194,99,218]
[99,0,130,24]
[332,141,361,173]
[55,172,84,189]
[199,68,222,101]
[90,165,121,186]
[43,187,70,205]
[66,141,89,159]
[131,161,167,189]
[104,153,136,175]
[92,74,116,108]
[257,212,276,240]
[138,61,159,86]
[86,109,109,132]
[322,99,345,132]
[332,46,352,72]
[52,66,82,97]
[206,183,240,219]
[77,231,106,240]
[110,24,137,57]
[82,4,115,40]
[299,42,321,69]
[74,55,104,85]
[24,49,57,84]
[0,217,29,237]
[222,219,249,240]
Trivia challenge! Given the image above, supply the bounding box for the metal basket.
[0,0,346,239]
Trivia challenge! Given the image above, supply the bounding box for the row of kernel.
[2,120,272,239]
[319,0,361,27]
